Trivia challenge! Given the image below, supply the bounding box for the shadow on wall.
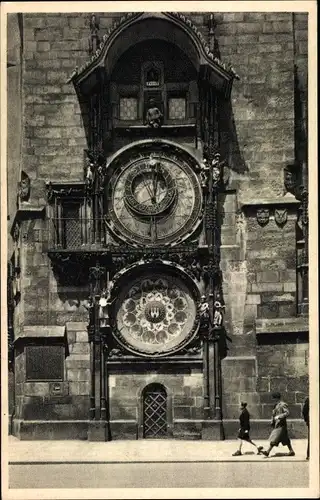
[219,98,248,175]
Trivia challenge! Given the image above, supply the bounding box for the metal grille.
[143,385,167,438]
[49,218,107,249]
[119,97,138,120]
[63,218,82,248]
[168,98,186,119]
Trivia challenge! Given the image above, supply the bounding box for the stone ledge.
[15,325,65,341]
[222,356,256,361]
[66,322,88,332]
[241,193,300,210]
[10,205,46,237]
[255,317,309,334]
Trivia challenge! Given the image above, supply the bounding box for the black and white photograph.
[1,1,318,498]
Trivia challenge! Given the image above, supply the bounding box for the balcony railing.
[48,217,107,250]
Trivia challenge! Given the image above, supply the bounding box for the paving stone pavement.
[7,436,308,463]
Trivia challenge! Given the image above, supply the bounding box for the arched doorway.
[142,383,168,438]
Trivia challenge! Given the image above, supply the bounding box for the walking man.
[232,402,264,456]
[262,392,295,458]
[302,396,309,460]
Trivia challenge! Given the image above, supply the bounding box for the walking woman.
[232,402,264,456]
[262,392,295,458]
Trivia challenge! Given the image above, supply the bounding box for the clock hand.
[153,166,158,204]
[141,176,153,200]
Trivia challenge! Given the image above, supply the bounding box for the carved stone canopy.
[69,12,239,98]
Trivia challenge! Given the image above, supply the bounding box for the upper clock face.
[107,152,202,246]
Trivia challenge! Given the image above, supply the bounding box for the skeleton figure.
[200,158,210,188]
[213,300,225,327]
[145,99,163,128]
[211,153,222,186]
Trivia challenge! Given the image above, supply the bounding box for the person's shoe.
[232,450,242,456]
[288,450,295,456]
[257,446,264,455]
[262,450,269,458]
[306,457,309,461]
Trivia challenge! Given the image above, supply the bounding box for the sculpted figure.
[145,99,163,128]
[211,153,222,186]
[200,157,210,188]
[19,172,31,202]
[213,300,225,327]
[200,295,210,329]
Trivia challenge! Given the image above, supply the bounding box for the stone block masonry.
[22,12,297,206]
[9,12,308,440]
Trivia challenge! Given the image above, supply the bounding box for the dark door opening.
[143,383,168,438]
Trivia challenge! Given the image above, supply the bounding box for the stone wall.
[7,13,23,258]
[109,367,203,439]
[216,12,296,200]
[21,12,298,205]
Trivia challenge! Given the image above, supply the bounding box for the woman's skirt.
[269,425,291,446]
[238,428,251,441]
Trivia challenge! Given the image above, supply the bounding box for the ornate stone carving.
[199,157,210,190]
[46,182,85,202]
[256,208,270,226]
[206,13,220,57]
[274,208,288,227]
[284,165,297,193]
[88,14,100,56]
[84,148,107,195]
[199,295,210,331]
[18,171,30,202]
[69,12,239,83]
[213,300,225,327]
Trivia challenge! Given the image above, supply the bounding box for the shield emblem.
[256,208,270,226]
[275,209,288,226]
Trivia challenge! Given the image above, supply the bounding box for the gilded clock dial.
[108,153,202,246]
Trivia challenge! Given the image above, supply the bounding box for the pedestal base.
[88,421,109,441]
[201,420,225,440]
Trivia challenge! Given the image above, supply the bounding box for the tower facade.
[7,11,309,440]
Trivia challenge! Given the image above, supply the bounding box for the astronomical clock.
[111,261,201,358]
[106,145,203,247]
[104,142,205,359]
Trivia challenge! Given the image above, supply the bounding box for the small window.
[26,345,64,381]
[119,97,138,121]
[145,67,160,87]
[168,98,186,120]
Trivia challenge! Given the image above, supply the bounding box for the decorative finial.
[206,13,220,58]
[88,13,100,56]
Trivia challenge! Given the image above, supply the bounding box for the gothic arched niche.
[110,39,198,125]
